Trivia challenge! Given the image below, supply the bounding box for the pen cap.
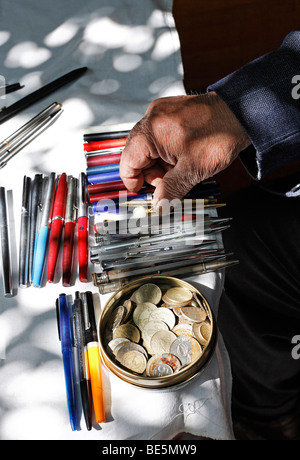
[65,176,77,223]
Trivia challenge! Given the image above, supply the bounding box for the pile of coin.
[104,282,212,378]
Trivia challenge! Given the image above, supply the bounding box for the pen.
[87,170,121,184]
[88,188,154,203]
[0,82,24,94]
[47,173,67,282]
[0,187,12,296]
[62,176,77,287]
[94,260,240,294]
[83,130,129,142]
[86,163,120,176]
[87,180,127,195]
[81,291,105,423]
[32,172,56,287]
[86,152,122,168]
[28,174,43,284]
[72,292,92,431]
[56,294,77,431]
[19,176,31,287]
[78,173,89,282]
[83,138,127,153]
[0,102,59,158]
[0,67,87,124]
[0,104,63,168]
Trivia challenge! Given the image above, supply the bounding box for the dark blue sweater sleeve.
[207,31,300,181]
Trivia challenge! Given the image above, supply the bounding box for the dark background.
[173,0,300,198]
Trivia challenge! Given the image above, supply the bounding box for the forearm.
[208,30,300,180]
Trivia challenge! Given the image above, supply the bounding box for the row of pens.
[82,125,239,295]
[56,290,105,430]
[19,171,89,289]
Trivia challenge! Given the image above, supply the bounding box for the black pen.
[28,173,43,284]
[0,83,24,94]
[0,187,12,296]
[19,176,31,287]
[72,291,92,431]
[0,67,87,124]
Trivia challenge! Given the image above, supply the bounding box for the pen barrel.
[47,218,64,282]
[32,226,49,287]
[78,216,88,282]
[0,187,12,296]
[62,348,77,431]
[83,138,126,153]
[19,209,30,287]
[86,343,105,423]
[86,152,122,168]
[62,221,75,287]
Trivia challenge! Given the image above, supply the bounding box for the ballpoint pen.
[0,187,12,296]
[28,174,43,284]
[86,163,120,176]
[87,170,121,184]
[62,176,77,287]
[86,152,122,167]
[78,173,89,282]
[47,173,67,282]
[72,292,92,431]
[0,67,87,124]
[32,172,56,287]
[56,294,77,431]
[81,291,105,423]
[83,138,127,153]
[0,82,24,94]
[0,104,63,168]
[83,129,129,142]
[94,260,240,294]
[19,176,31,287]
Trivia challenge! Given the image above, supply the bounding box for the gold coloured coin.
[193,320,211,346]
[172,323,194,337]
[123,299,134,321]
[181,305,207,323]
[117,349,147,374]
[164,287,193,305]
[113,323,141,343]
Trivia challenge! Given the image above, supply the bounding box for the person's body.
[119,30,300,439]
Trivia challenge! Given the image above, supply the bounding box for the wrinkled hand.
[119,92,251,207]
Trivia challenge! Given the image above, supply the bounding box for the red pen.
[62,176,77,287]
[78,172,89,282]
[83,138,126,153]
[86,152,122,168]
[47,173,67,282]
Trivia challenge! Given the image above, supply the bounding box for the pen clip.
[56,298,61,342]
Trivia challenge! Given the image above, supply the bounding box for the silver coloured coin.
[134,283,162,305]
[153,363,173,377]
[150,330,177,355]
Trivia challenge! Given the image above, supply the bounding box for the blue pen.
[87,170,121,184]
[92,193,153,213]
[56,294,77,431]
[86,163,119,176]
[32,172,56,287]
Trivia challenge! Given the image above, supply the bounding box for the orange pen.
[81,291,105,423]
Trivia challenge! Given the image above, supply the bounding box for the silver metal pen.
[0,187,12,296]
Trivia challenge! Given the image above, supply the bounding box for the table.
[0,0,234,440]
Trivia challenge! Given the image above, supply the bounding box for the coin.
[172,322,194,337]
[116,341,148,360]
[170,335,202,365]
[193,320,211,346]
[164,287,193,305]
[123,299,134,321]
[107,337,130,355]
[149,307,176,330]
[146,353,181,376]
[181,305,207,323]
[150,330,177,355]
[141,320,168,346]
[113,323,141,343]
[133,302,157,328]
[134,283,162,305]
[153,363,173,377]
[117,349,147,374]
[106,305,127,330]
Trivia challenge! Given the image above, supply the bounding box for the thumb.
[152,163,194,208]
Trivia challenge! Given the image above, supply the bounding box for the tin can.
[98,275,217,389]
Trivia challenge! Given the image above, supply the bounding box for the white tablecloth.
[0,0,234,440]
